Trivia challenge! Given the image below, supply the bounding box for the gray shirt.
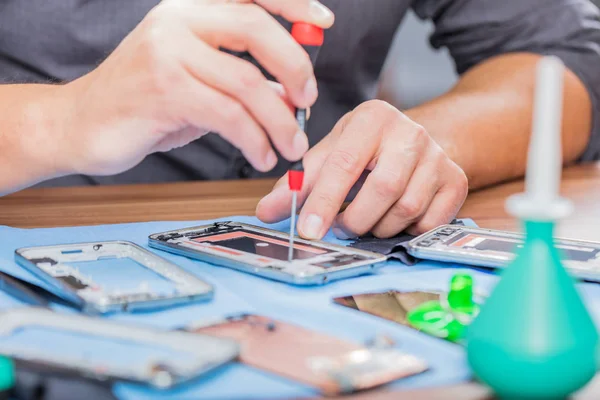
[1,0,599,186]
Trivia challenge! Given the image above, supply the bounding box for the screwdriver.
[288,22,324,261]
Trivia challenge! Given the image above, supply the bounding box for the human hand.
[59,0,334,176]
[256,100,468,239]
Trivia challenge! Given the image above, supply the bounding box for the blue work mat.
[0,216,598,400]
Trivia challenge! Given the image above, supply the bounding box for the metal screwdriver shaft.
[288,191,297,261]
[288,161,304,261]
[287,23,324,261]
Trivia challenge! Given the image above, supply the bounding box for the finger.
[169,72,277,172]
[406,172,469,235]
[332,130,426,239]
[256,137,332,222]
[296,114,381,239]
[181,41,307,161]
[254,0,335,28]
[267,81,311,118]
[257,112,352,223]
[255,177,291,223]
[370,157,443,239]
[196,0,335,28]
[185,5,319,108]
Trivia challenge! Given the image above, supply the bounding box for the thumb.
[256,139,329,223]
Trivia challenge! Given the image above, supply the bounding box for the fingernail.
[304,77,318,104]
[264,150,278,170]
[309,1,334,21]
[300,214,323,239]
[292,131,309,158]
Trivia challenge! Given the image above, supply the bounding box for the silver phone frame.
[15,241,214,314]
[407,224,600,281]
[148,222,387,285]
[0,308,239,389]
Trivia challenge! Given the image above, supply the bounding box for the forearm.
[0,84,73,195]
[402,53,592,189]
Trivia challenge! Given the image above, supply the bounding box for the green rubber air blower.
[466,56,599,399]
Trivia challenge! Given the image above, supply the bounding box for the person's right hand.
[57,0,334,176]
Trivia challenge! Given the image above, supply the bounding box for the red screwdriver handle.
[288,161,304,191]
[291,22,325,46]
[288,24,322,193]
[291,23,324,65]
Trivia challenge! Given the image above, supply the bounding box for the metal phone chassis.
[407,224,600,282]
[148,222,387,285]
[0,308,239,389]
[15,241,214,314]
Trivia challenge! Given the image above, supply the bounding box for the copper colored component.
[192,314,427,395]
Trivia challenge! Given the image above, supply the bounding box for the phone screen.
[192,229,333,261]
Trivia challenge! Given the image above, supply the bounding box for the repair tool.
[288,23,325,261]
[466,56,598,399]
[406,273,480,343]
[288,161,304,261]
[0,353,12,400]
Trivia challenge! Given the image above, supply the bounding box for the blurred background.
[380,0,600,110]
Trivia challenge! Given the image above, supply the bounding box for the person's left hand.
[256,100,468,239]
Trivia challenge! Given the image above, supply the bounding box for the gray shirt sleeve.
[411,0,600,161]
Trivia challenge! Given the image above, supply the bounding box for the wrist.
[20,84,78,179]
[0,83,77,194]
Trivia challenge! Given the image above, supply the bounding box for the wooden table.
[1,162,600,399]
[461,162,600,241]
[2,163,600,241]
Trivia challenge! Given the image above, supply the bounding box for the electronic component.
[334,279,484,344]
[406,274,480,343]
[0,308,239,389]
[149,222,387,285]
[407,225,600,282]
[334,291,441,327]
[15,241,213,313]
[187,314,427,395]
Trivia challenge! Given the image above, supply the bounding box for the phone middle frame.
[14,240,214,314]
[148,222,388,285]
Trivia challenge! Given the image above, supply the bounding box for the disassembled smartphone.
[334,287,484,344]
[334,290,441,328]
[408,225,600,281]
[15,241,214,313]
[186,313,428,395]
[148,222,387,285]
[0,308,239,389]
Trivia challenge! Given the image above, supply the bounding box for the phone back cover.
[192,315,422,394]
